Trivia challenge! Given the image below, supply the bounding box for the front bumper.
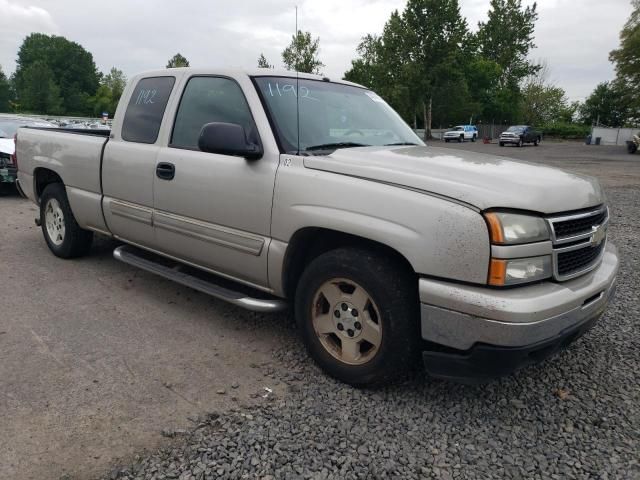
[499,136,520,144]
[419,242,619,381]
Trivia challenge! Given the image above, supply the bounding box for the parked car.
[443,125,478,143]
[499,125,542,147]
[0,116,55,191]
[626,133,639,154]
[16,68,618,386]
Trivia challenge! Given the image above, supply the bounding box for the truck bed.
[18,126,110,197]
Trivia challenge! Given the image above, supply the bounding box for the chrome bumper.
[419,242,619,350]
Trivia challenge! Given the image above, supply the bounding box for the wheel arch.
[280,227,416,300]
[33,167,64,203]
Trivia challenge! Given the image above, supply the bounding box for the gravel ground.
[100,144,640,480]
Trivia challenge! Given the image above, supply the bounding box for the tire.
[471,135,477,142]
[294,248,419,387]
[458,135,464,143]
[445,139,449,143]
[534,137,540,146]
[517,138,523,147]
[40,183,93,258]
[499,142,504,147]
[627,142,637,154]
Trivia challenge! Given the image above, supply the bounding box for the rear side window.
[170,76,257,150]
[122,76,175,144]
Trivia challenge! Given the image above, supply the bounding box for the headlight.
[488,255,552,286]
[484,212,549,245]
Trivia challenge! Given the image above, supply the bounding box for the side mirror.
[198,122,263,160]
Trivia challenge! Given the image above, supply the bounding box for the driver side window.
[170,76,257,150]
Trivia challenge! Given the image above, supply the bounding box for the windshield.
[451,126,464,131]
[253,77,422,153]
[507,126,525,132]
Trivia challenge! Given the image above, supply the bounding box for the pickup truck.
[16,68,618,386]
[443,125,478,143]
[499,125,542,147]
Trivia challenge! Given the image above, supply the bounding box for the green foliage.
[17,61,63,114]
[521,64,575,125]
[88,68,127,117]
[579,81,634,127]
[0,65,12,112]
[257,53,273,69]
[282,31,324,74]
[477,0,540,88]
[14,33,100,115]
[540,122,590,139]
[166,53,190,68]
[609,1,640,91]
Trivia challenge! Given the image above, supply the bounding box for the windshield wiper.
[305,142,370,151]
[384,142,418,146]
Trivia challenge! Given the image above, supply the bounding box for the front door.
[152,76,277,289]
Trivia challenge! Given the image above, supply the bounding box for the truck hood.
[0,138,14,155]
[303,145,604,213]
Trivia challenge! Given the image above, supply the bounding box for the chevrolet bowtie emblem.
[591,224,606,245]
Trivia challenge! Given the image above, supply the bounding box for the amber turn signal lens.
[488,258,507,286]
[484,212,505,244]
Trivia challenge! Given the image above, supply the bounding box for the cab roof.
[131,67,366,89]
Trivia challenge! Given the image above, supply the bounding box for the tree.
[610,0,640,91]
[579,81,632,127]
[476,0,540,88]
[609,0,640,124]
[257,53,273,69]
[0,66,12,112]
[166,53,190,68]
[17,61,62,114]
[282,30,324,74]
[89,67,127,116]
[521,62,573,125]
[13,33,100,115]
[403,0,470,138]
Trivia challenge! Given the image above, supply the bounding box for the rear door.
[152,75,278,288]
[102,75,177,247]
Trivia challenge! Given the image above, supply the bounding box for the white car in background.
[443,125,478,143]
[0,116,55,190]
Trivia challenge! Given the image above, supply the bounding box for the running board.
[113,245,287,313]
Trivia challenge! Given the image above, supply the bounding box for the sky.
[0,0,634,101]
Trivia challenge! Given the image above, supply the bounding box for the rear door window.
[122,76,175,144]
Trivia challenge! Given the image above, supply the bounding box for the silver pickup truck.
[15,68,618,386]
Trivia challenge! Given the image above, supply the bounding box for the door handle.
[156,162,175,180]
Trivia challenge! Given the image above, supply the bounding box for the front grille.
[557,242,605,276]
[553,209,607,239]
[548,206,608,280]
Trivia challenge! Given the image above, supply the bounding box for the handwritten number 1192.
[135,89,157,105]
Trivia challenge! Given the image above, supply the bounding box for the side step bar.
[113,245,287,313]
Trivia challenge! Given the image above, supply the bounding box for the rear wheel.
[295,248,419,387]
[40,183,93,258]
[629,143,638,154]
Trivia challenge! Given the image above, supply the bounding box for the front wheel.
[40,183,93,258]
[295,248,419,387]
[534,137,540,146]
[517,138,524,147]
[471,135,477,142]
[499,142,505,147]
[458,135,464,143]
